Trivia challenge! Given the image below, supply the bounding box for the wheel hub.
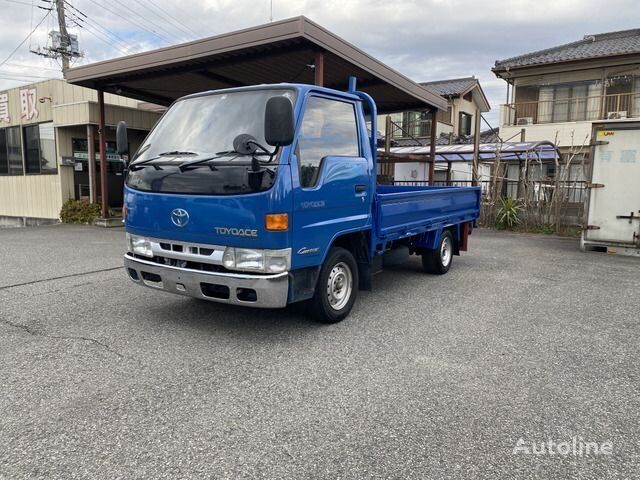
[441,236,452,266]
[326,262,353,311]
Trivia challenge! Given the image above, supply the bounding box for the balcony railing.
[502,92,640,126]
[388,118,432,140]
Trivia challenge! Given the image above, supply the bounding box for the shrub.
[496,197,522,230]
[60,199,101,224]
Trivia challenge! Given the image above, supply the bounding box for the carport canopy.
[380,141,561,163]
[64,16,447,113]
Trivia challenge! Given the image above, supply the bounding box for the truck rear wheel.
[310,247,359,323]
[422,230,453,275]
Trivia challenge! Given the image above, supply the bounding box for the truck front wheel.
[422,230,453,274]
[310,247,359,323]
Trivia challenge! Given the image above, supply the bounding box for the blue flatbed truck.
[118,81,480,322]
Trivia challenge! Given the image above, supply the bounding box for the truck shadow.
[142,295,330,337]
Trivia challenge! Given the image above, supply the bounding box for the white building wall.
[500,113,594,149]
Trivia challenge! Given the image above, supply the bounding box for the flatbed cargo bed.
[375,185,481,242]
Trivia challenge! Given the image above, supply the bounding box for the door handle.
[355,184,366,193]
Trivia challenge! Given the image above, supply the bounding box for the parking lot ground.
[0,225,638,479]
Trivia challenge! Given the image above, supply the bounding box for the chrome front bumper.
[124,254,289,308]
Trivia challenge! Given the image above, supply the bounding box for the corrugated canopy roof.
[65,16,447,113]
[493,28,640,74]
[381,141,560,162]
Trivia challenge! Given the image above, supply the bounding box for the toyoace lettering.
[214,227,259,237]
[120,80,480,323]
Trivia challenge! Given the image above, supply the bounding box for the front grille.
[132,253,227,273]
[158,241,218,257]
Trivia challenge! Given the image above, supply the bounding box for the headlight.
[236,248,264,271]
[264,251,290,273]
[223,248,290,273]
[126,233,153,257]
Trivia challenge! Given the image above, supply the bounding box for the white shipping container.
[581,121,640,256]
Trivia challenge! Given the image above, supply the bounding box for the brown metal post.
[98,90,108,218]
[428,108,437,185]
[446,161,452,185]
[314,51,324,87]
[87,124,96,203]
[384,115,392,154]
[472,108,481,186]
[517,128,525,198]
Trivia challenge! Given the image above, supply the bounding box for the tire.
[310,247,359,323]
[422,230,453,275]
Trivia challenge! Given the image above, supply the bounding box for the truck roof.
[179,83,362,103]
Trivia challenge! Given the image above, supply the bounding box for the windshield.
[126,88,296,195]
[133,88,296,163]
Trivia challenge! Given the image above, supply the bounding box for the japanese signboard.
[0,93,9,123]
[20,88,39,120]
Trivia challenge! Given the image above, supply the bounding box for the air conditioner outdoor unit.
[516,117,533,126]
[607,111,628,119]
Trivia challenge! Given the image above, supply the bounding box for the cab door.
[290,94,372,269]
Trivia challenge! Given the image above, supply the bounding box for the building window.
[605,75,640,118]
[24,122,57,174]
[297,96,359,188]
[0,127,24,175]
[0,129,6,175]
[536,81,601,123]
[459,112,472,136]
[437,106,452,125]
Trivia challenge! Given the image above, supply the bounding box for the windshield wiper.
[158,150,198,157]
[129,156,164,170]
[178,151,241,171]
[129,150,199,170]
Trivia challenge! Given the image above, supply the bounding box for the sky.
[0,0,638,126]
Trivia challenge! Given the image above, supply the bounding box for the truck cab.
[121,82,480,322]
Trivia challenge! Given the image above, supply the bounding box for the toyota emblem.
[170,208,189,227]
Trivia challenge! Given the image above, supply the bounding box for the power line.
[135,0,199,39]
[2,0,46,6]
[64,1,137,55]
[0,10,51,68]
[3,61,61,70]
[0,77,38,83]
[110,0,188,42]
[80,23,132,56]
[0,71,61,79]
[83,0,172,44]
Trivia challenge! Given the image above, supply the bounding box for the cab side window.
[297,96,359,188]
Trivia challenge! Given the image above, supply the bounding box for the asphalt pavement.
[0,225,638,479]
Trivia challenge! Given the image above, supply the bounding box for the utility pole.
[56,0,70,71]
[31,0,82,71]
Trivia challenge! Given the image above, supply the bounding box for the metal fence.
[383,179,588,229]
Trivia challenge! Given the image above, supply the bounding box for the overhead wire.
[82,0,172,44]
[0,9,51,68]
[64,1,137,55]
[134,0,204,40]
[111,0,191,42]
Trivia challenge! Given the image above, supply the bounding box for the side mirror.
[264,97,294,147]
[116,121,128,155]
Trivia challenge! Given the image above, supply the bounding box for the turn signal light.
[265,213,288,231]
